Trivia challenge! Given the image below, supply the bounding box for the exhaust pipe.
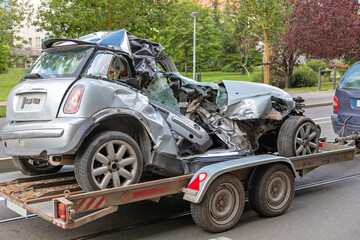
[48,155,63,166]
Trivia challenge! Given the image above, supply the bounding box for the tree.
[236,0,290,84]
[155,0,219,76]
[34,0,171,39]
[290,0,360,60]
[271,0,360,88]
[0,0,31,73]
[216,1,258,76]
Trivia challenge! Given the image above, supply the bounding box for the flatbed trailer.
[0,143,356,233]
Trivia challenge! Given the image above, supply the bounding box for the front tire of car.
[12,156,63,176]
[75,131,143,192]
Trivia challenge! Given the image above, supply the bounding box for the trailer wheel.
[75,131,143,192]
[12,156,63,176]
[278,116,319,157]
[248,163,295,217]
[190,174,245,233]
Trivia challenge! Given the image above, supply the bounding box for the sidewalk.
[288,89,334,108]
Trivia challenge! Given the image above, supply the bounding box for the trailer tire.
[278,116,319,157]
[248,163,295,217]
[75,131,143,192]
[190,173,245,233]
[12,156,63,176]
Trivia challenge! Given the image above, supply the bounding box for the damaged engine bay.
[126,31,302,158]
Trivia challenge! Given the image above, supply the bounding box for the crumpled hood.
[221,80,295,121]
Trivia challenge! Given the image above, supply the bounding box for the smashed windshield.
[23,46,94,80]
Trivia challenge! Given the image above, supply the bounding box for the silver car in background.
[1,30,319,192]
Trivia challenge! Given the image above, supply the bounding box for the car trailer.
[0,143,356,233]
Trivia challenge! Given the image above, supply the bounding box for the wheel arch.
[79,114,153,166]
[183,155,296,204]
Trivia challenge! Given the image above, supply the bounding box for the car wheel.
[277,116,319,157]
[190,174,245,233]
[75,131,143,192]
[12,156,63,176]
[248,163,295,217]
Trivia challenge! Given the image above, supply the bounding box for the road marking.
[316,121,332,124]
[208,237,232,240]
[313,117,331,121]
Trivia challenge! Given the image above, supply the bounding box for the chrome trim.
[15,88,47,95]
[172,116,202,138]
[1,129,64,140]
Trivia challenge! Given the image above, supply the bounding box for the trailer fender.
[183,155,297,203]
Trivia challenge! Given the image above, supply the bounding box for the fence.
[318,67,347,91]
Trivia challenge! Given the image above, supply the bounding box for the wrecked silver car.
[0,30,319,191]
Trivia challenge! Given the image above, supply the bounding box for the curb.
[303,102,332,108]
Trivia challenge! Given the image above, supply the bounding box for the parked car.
[0,30,319,192]
[332,62,360,136]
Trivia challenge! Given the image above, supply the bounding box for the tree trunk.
[184,46,188,77]
[264,29,270,84]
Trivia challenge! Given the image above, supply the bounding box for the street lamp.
[191,11,198,81]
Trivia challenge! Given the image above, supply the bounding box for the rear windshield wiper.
[24,73,44,79]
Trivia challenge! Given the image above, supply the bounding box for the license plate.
[15,93,46,112]
[5,199,28,217]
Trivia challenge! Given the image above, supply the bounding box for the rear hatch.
[336,62,360,125]
[6,45,94,121]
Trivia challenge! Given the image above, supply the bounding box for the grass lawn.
[182,71,253,82]
[0,106,5,118]
[284,84,336,92]
[0,69,27,101]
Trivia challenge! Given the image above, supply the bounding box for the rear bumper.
[331,113,360,135]
[0,118,95,156]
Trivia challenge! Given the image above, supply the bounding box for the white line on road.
[316,121,332,124]
[313,117,331,121]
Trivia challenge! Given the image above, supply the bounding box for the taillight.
[64,85,85,113]
[58,203,67,220]
[333,96,339,111]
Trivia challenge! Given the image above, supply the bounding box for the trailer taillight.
[333,96,339,111]
[58,203,67,220]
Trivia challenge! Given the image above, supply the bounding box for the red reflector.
[319,142,323,148]
[333,96,339,111]
[58,203,66,220]
[132,186,168,199]
[187,172,207,191]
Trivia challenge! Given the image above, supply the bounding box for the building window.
[28,38,32,47]
[36,37,40,48]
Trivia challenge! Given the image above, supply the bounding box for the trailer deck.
[0,142,356,231]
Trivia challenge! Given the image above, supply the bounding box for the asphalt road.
[1,105,360,240]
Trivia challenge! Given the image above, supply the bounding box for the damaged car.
[0,30,319,191]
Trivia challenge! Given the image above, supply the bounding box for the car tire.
[12,156,63,176]
[248,163,295,217]
[75,131,143,192]
[277,116,319,157]
[190,174,245,233]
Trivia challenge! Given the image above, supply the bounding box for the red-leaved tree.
[271,0,360,88]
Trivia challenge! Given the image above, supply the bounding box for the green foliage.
[251,71,285,88]
[291,65,317,88]
[251,71,263,83]
[35,0,170,39]
[0,106,5,118]
[222,65,236,72]
[155,0,219,76]
[0,0,31,72]
[306,60,326,72]
[0,45,11,73]
[0,69,27,101]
